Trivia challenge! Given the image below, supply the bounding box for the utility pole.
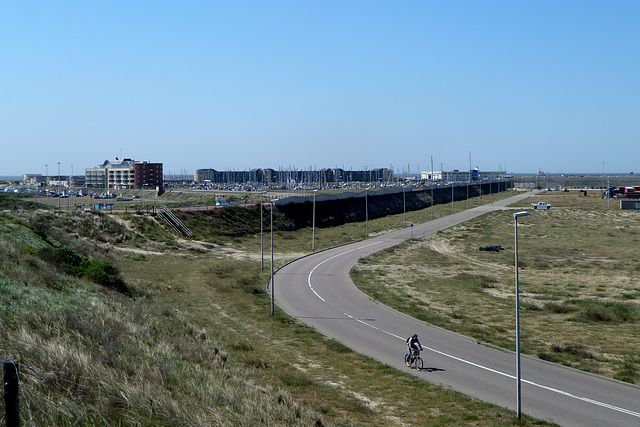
[430,155,434,219]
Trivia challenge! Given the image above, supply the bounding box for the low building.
[421,168,507,182]
[23,174,44,185]
[69,175,86,187]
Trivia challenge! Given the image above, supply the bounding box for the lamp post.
[365,189,369,238]
[466,177,469,209]
[451,180,454,214]
[468,152,471,209]
[513,210,529,420]
[270,199,275,315]
[403,187,406,227]
[312,190,317,251]
[431,155,434,219]
[57,162,61,209]
[260,191,266,270]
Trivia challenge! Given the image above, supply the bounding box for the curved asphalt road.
[273,193,640,426]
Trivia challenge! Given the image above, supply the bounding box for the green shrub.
[46,246,132,295]
[544,302,577,314]
[573,300,640,323]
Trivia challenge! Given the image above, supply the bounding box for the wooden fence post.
[3,360,20,427]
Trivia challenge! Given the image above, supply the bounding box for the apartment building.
[86,158,163,189]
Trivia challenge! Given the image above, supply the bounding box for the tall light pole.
[467,151,471,209]
[365,189,369,238]
[490,177,493,202]
[312,190,317,251]
[270,199,275,315]
[260,192,265,269]
[57,162,61,209]
[513,210,529,420]
[430,155,434,219]
[451,180,454,214]
[403,187,406,226]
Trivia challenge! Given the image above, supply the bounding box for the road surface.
[273,193,640,426]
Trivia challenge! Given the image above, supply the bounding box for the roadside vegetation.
[0,189,551,425]
[351,190,640,384]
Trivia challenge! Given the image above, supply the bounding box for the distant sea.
[0,176,21,181]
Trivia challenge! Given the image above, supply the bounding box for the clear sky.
[2,1,639,177]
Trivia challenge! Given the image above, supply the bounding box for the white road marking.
[307,249,354,302]
[307,241,384,302]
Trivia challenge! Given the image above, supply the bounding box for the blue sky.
[2,1,639,177]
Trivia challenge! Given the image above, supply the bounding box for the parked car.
[532,202,551,209]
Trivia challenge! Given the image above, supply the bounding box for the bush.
[544,302,577,314]
[47,246,132,295]
[573,300,640,323]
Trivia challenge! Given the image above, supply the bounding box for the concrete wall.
[275,180,512,229]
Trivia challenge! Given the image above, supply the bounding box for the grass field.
[352,190,640,383]
[0,190,553,425]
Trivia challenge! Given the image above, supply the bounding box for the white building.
[421,168,507,182]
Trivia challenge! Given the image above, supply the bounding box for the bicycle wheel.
[404,354,411,367]
[416,357,424,371]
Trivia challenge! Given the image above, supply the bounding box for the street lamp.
[430,155,434,219]
[467,152,471,209]
[513,210,529,420]
[365,189,369,238]
[260,191,266,270]
[57,162,61,209]
[270,199,276,316]
[403,187,406,227]
[451,180,454,213]
[312,190,317,251]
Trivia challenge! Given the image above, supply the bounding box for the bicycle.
[404,349,424,370]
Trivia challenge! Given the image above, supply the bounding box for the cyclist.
[406,334,423,360]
